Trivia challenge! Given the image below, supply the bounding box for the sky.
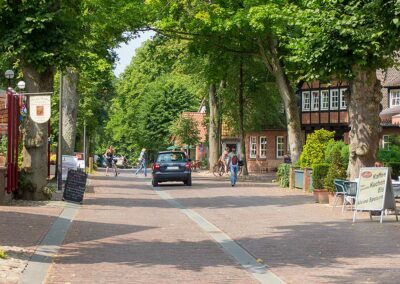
[113,31,156,77]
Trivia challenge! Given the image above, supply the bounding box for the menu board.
[63,169,87,203]
[354,167,398,223]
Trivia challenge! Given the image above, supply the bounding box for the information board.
[353,167,398,223]
[63,169,87,203]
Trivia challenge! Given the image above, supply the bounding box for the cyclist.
[104,145,119,176]
[219,146,230,174]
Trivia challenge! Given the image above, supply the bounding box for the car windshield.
[157,152,186,163]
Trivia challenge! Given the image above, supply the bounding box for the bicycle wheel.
[213,164,220,177]
[237,166,243,176]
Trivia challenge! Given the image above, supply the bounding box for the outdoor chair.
[333,179,346,209]
[343,181,358,212]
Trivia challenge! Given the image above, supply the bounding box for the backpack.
[231,154,238,165]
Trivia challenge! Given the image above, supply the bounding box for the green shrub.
[276,163,290,188]
[0,247,6,259]
[385,162,400,180]
[312,163,330,189]
[325,140,349,169]
[324,149,347,192]
[299,129,335,169]
[0,136,7,155]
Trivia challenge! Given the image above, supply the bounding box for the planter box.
[313,189,329,204]
[328,193,344,207]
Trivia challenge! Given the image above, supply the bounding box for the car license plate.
[168,166,179,170]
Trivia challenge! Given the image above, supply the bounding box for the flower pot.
[313,189,330,204]
[328,193,344,207]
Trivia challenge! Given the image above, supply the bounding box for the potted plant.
[324,149,347,205]
[312,163,330,203]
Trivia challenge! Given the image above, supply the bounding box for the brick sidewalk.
[163,177,400,283]
[0,204,63,284]
[46,171,258,284]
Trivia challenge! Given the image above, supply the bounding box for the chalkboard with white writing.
[63,169,87,203]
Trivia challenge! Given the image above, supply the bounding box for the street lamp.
[17,81,26,91]
[4,70,14,87]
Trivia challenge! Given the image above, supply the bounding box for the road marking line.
[153,186,285,284]
[20,203,80,284]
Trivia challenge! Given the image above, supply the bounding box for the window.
[390,89,400,107]
[311,91,319,111]
[321,90,329,110]
[340,89,347,109]
[302,91,310,111]
[260,137,267,158]
[382,135,390,149]
[330,89,339,110]
[250,136,257,158]
[276,136,284,158]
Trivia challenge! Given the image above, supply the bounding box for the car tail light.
[185,161,191,170]
[153,163,160,171]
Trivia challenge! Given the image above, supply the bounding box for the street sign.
[29,95,51,123]
[353,167,399,223]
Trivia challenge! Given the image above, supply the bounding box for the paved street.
[43,169,400,283]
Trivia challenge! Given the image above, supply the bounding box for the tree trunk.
[208,83,219,171]
[348,66,382,180]
[62,67,79,155]
[258,38,303,164]
[21,64,54,200]
[238,60,249,176]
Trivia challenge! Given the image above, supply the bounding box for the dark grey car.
[152,151,192,186]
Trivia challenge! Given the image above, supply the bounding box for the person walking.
[228,146,239,187]
[104,145,118,176]
[135,148,147,177]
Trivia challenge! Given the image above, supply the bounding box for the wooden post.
[89,157,93,174]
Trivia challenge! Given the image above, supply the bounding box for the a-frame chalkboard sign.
[353,167,399,223]
[62,169,87,203]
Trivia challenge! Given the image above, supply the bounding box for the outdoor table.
[391,180,400,198]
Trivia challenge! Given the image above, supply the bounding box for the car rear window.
[157,152,187,163]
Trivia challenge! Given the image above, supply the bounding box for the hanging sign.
[353,167,399,223]
[29,95,51,123]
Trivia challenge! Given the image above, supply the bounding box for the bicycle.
[213,160,227,177]
[213,160,243,177]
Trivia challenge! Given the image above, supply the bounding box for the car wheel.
[152,179,158,187]
[186,178,192,186]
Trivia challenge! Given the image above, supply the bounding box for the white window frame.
[390,89,400,107]
[321,90,329,110]
[382,135,390,149]
[259,136,267,158]
[311,91,319,111]
[330,89,339,110]
[250,136,257,158]
[276,136,284,158]
[340,89,347,110]
[302,91,311,111]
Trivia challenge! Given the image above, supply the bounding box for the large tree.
[291,0,400,179]
[0,1,83,199]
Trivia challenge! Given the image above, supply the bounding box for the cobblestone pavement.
[0,203,63,284]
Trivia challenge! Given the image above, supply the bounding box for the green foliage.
[0,136,7,155]
[0,1,84,71]
[0,247,6,259]
[170,116,200,149]
[378,136,400,179]
[324,150,347,192]
[312,163,329,189]
[276,163,290,188]
[41,185,56,200]
[299,129,335,169]
[107,37,203,159]
[325,140,349,169]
